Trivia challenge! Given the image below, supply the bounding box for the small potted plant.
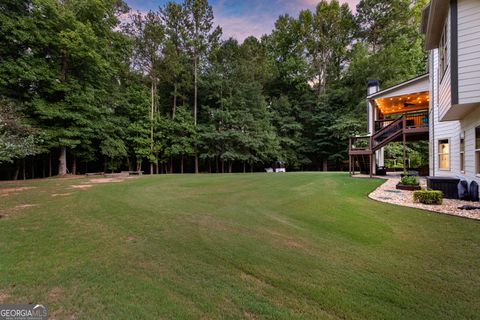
[396,175,421,191]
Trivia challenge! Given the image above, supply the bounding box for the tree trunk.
[59,53,69,177]
[42,156,46,178]
[250,164,253,173]
[193,50,199,174]
[194,55,198,126]
[181,155,184,174]
[31,159,35,179]
[150,80,155,172]
[243,162,246,173]
[208,160,212,173]
[58,147,67,176]
[22,158,26,180]
[221,161,224,174]
[169,157,173,174]
[72,155,77,175]
[194,153,199,174]
[215,157,219,173]
[322,159,328,172]
[13,160,20,181]
[49,153,52,177]
[228,161,233,173]
[173,83,177,119]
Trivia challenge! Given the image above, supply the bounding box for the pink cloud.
[215,13,274,41]
[291,0,360,12]
[215,0,360,42]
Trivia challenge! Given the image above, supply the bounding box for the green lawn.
[0,173,479,319]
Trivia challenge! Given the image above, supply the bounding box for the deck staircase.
[349,110,429,175]
[350,116,404,155]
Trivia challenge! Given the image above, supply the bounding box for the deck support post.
[349,155,351,176]
[352,156,355,176]
[369,153,373,178]
[348,138,352,176]
[402,115,407,175]
[403,133,407,175]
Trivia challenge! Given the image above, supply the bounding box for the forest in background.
[0,0,428,179]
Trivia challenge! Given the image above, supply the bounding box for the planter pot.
[396,183,421,191]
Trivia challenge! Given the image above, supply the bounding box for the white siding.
[368,76,429,100]
[459,107,480,184]
[371,80,429,99]
[438,11,452,120]
[429,52,436,176]
[430,49,462,178]
[458,0,480,105]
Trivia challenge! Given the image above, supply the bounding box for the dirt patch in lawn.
[284,239,306,249]
[51,193,73,197]
[0,291,9,303]
[70,184,93,190]
[14,204,38,210]
[0,187,37,194]
[48,286,64,302]
[50,307,78,320]
[69,178,126,190]
[89,178,124,184]
[0,204,39,218]
[244,311,258,319]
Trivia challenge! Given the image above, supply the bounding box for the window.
[460,137,465,172]
[439,20,449,77]
[476,127,480,174]
[439,139,450,170]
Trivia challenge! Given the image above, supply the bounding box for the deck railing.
[350,110,429,155]
[375,110,429,132]
[350,136,370,151]
[372,116,404,148]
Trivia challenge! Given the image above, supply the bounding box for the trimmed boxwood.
[401,175,419,186]
[413,190,443,205]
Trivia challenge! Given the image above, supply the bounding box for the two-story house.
[349,0,480,190]
[423,0,480,183]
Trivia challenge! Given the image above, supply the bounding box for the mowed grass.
[0,173,479,319]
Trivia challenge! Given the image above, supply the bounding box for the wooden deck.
[348,110,429,176]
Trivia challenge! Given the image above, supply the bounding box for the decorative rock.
[368,177,480,220]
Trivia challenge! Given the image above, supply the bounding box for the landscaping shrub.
[413,190,443,205]
[401,175,418,186]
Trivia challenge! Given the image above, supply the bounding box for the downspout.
[367,80,381,175]
[431,51,436,178]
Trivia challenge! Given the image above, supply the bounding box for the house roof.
[367,74,430,100]
[421,0,450,50]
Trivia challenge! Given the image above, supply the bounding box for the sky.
[125,0,360,41]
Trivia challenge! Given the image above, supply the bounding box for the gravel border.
[367,176,480,221]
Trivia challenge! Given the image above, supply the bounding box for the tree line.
[0,0,427,179]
